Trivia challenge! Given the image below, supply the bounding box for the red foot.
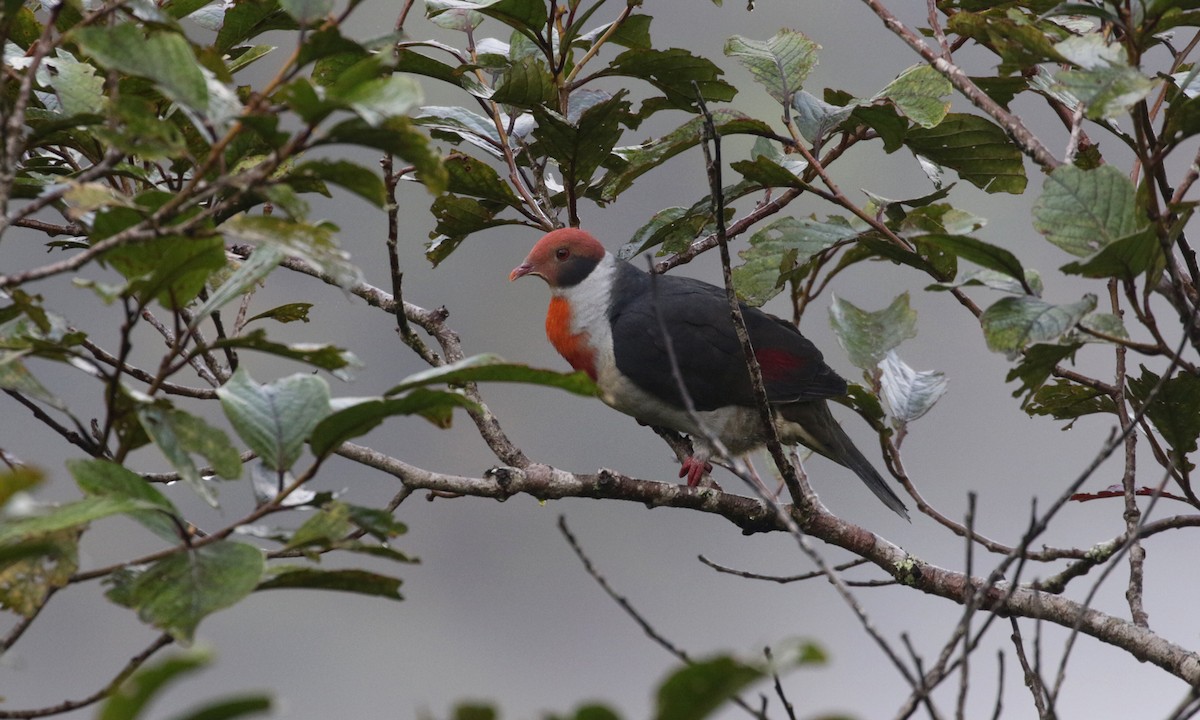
[679,457,713,487]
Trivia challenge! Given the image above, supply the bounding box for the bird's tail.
[779,402,911,521]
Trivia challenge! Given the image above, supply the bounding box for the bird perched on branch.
[510,227,909,520]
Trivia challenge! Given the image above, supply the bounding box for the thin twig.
[764,646,797,720]
[698,555,884,585]
[0,634,173,719]
[556,516,768,720]
[1008,618,1050,718]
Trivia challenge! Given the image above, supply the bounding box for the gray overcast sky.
[4,2,1196,719]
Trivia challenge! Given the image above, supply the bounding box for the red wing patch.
[546,297,597,380]
[755,347,806,382]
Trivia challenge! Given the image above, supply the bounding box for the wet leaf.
[217,368,331,472]
[829,293,918,371]
[655,655,763,720]
[258,567,403,600]
[879,350,948,423]
[385,353,597,397]
[69,459,182,543]
[724,29,819,105]
[105,541,264,644]
[905,114,1026,194]
[981,295,1097,353]
[1033,164,1142,257]
[877,64,952,128]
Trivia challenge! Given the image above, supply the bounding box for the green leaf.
[532,92,631,195]
[246,303,313,325]
[0,495,156,546]
[1033,164,1142,257]
[345,504,408,540]
[217,368,331,472]
[98,650,212,720]
[1053,65,1157,120]
[100,235,227,310]
[289,160,387,207]
[0,465,42,508]
[219,214,361,290]
[618,203,721,259]
[73,24,208,112]
[190,245,284,331]
[200,328,357,375]
[414,106,502,157]
[425,0,548,35]
[257,567,403,600]
[945,11,1066,72]
[279,0,331,23]
[916,234,1027,283]
[850,103,908,152]
[443,153,521,206]
[574,14,652,50]
[879,351,948,423]
[791,90,854,143]
[0,353,66,410]
[905,114,1027,194]
[428,6,483,31]
[729,154,807,188]
[829,293,918,371]
[451,704,497,720]
[724,29,819,105]
[332,75,424,127]
[427,195,524,265]
[732,216,857,306]
[95,96,188,160]
[1059,227,1163,280]
[1080,312,1128,343]
[216,0,296,53]
[1026,380,1117,420]
[1128,367,1200,462]
[171,0,222,19]
[320,117,447,194]
[491,56,556,107]
[594,111,772,202]
[927,268,1043,296]
[105,541,264,643]
[550,705,622,720]
[310,388,481,458]
[286,500,352,549]
[1007,342,1082,401]
[69,459,182,543]
[654,655,764,720]
[385,353,597,397]
[167,694,273,720]
[228,45,276,73]
[981,294,1097,353]
[137,404,243,506]
[44,53,107,117]
[596,47,736,112]
[394,47,490,97]
[0,529,78,617]
[857,235,956,282]
[876,64,952,128]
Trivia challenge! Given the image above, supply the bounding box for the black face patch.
[555,255,599,287]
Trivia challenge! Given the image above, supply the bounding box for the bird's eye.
[555,248,570,261]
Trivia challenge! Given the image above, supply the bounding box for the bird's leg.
[679,455,714,486]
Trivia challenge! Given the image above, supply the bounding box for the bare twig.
[1008,618,1050,719]
[697,555,890,586]
[0,634,173,719]
[557,516,768,720]
[763,646,797,720]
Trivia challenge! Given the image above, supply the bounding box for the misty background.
[3,1,1195,719]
